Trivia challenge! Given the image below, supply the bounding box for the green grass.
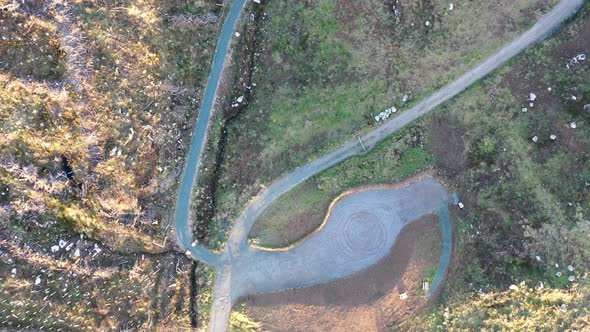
[216,0,560,241]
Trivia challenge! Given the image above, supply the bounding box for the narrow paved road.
[208,1,584,330]
[174,0,246,266]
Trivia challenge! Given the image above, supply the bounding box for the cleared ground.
[239,214,442,331]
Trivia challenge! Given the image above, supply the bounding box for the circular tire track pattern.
[333,206,391,260]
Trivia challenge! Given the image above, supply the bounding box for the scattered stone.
[529,102,534,108]
[11,268,16,276]
[521,107,528,113]
[74,248,80,257]
[550,134,557,141]
[237,96,244,103]
[253,0,261,3]
[59,240,67,248]
[548,87,552,91]
[509,284,519,291]
[528,93,537,101]
[568,265,574,272]
[532,136,538,143]
[560,304,567,313]
[35,276,41,286]
[191,241,197,247]
[234,32,240,37]
[536,256,542,261]
[555,263,559,268]
[399,292,408,300]
[65,243,74,251]
[185,250,191,257]
[51,245,60,253]
[402,94,409,102]
[449,3,454,11]
[458,202,464,209]
[570,122,577,129]
[425,20,431,26]
[571,95,577,101]
[568,275,575,282]
[556,271,562,277]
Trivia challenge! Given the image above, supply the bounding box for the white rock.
[571,95,577,101]
[253,0,261,3]
[509,284,519,291]
[11,268,16,275]
[425,20,431,26]
[35,276,41,286]
[560,304,567,312]
[185,250,191,257]
[577,54,586,61]
[458,202,464,209]
[538,281,544,290]
[65,243,74,251]
[375,116,380,122]
[556,271,562,277]
[550,134,557,141]
[191,241,197,247]
[529,102,534,107]
[402,95,409,102]
[568,275,575,282]
[449,3,454,10]
[555,263,559,268]
[59,240,67,248]
[529,93,537,101]
[536,256,541,261]
[567,265,574,272]
[521,107,528,113]
[74,248,80,257]
[51,245,60,253]
[548,87,552,91]
[399,292,408,300]
[532,136,538,143]
[234,32,240,37]
[570,122,577,129]
[237,96,244,103]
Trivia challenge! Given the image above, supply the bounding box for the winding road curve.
[172,1,585,331]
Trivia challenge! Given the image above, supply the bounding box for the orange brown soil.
[239,213,442,331]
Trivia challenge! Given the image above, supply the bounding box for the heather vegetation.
[1,0,226,329]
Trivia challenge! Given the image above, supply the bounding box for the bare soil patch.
[240,214,442,331]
